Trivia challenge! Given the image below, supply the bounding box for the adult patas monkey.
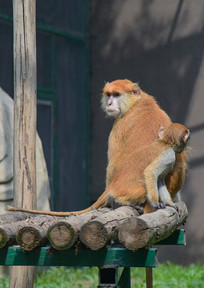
[8,79,188,215]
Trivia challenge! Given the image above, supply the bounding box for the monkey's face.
[101,80,141,118]
[102,91,122,117]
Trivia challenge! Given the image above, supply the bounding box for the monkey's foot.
[171,204,181,216]
[150,202,166,210]
[163,203,181,216]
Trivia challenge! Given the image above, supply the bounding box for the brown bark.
[80,206,139,250]
[47,207,111,250]
[118,202,188,251]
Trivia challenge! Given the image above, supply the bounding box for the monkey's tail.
[7,189,111,217]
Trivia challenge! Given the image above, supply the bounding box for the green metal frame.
[0,229,185,287]
[0,13,86,43]
[0,247,157,267]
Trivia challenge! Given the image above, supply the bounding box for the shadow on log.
[118,202,188,251]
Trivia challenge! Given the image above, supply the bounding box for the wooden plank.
[0,247,157,268]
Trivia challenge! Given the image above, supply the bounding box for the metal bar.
[98,267,117,287]
[98,267,131,288]
[118,267,131,288]
[0,247,157,267]
[36,22,85,43]
[0,12,85,43]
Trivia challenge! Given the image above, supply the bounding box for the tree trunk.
[118,202,188,251]
[10,0,37,286]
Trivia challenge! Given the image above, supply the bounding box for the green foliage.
[34,267,98,288]
[131,262,204,288]
[0,262,204,287]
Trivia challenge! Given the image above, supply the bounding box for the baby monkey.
[8,123,190,215]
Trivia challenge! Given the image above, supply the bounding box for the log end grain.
[16,226,41,251]
[47,221,76,250]
[118,217,149,251]
[80,221,108,250]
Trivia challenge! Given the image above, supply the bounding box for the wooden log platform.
[0,202,188,253]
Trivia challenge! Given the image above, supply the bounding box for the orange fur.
[7,80,188,216]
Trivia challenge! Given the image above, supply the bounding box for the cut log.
[118,202,188,251]
[16,225,47,251]
[0,223,17,249]
[0,215,56,250]
[80,206,139,250]
[47,207,111,250]
[16,215,58,251]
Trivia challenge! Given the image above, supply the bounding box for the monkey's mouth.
[107,108,120,115]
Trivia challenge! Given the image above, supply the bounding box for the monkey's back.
[108,141,167,202]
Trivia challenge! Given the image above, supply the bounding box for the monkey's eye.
[113,92,120,97]
[106,92,111,97]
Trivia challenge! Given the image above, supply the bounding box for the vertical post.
[10,0,37,287]
[146,267,153,288]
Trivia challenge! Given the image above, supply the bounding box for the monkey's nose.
[108,99,113,106]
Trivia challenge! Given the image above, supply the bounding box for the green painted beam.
[0,13,85,43]
[0,247,157,268]
[156,229,186,245]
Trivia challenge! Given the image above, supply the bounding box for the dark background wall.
[0,0,89,212]
[89,0,204,265]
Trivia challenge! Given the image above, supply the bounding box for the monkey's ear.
[158,126,165,138]
[132,83,141,96]
[183,129,190,143]
[104,81,110,86]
